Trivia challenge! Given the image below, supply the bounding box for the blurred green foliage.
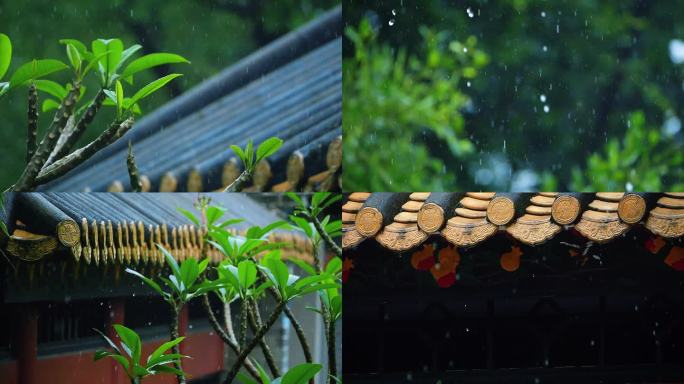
[0,0,337,187]
[344,19,488,191]
[343,0,684,191]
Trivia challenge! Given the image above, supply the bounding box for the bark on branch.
[35,116,135,185]
[127,141,142,192]
[14,82,81,191]
[26,83,38,164]
[224,169,252,192]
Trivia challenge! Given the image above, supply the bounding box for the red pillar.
[17,306,38,384]
[107,298,126,384]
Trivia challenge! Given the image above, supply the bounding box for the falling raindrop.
[463,47,468,52]
[541,11,546,17]
[543,105,550,113]
[543,45,548,52]
[466,7,475,18]
[540,94,547,102]
[388,19,395,26]
[590,340,595,346]
[391,9,396,16]
[466,81,471,87]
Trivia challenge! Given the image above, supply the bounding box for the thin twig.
[170,304,187,384]
[201,294,261,381]
[327,319,337,383]
[46,90,106,165]
[26,83,38,164]
[14,82,80,191]
[239,300,248,348]
[311,214,342,257]
[283,305,314,363]
[127,141,141,192]
[224,169,252,192]
[247,299,281,377]
[224,300,286,384]
[35,116,135,185]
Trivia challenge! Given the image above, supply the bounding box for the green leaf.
[179,257,199,291]
[42,98,60,112]
[66,43,81,71]
[218,218,245,228]
[9,59,69,89]
[290,216,313,238]
[128,73,182,108]
[198,257,210,275]
[237,372,260,384]
[59,39,89,59]
[326,257,342,274]
[245,140,254,169]
[117,44,143,72]
[121,52,190,78]
[92,38,123,85]
[0,33,11,80]
[230,145,246,164]
[266,257,290,295]
[147,337,185,366]
[125,268,166,297]
[206,206,226,226]
[103,89,117,104]
[177,207,199,226]
[114,324,142,365]
[93,327,123,356]
[237,260,257,290]
[158,243,182,281]
[150,364,185,376]
[115,80,124,117]
[34,80,67,100]
[285,192,304,208]
[256,137,283,162]
[279,363,322,384]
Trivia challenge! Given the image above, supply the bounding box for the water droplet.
[590,339,595,346]
[466,81,471,87]
[543,45,548,52]
[543,105,550,113]
[465,327,470,332]
[466,7,475,18]
[626,182,633,192]
[556,24,560,34]
[463,47,468,52]
[540,94,547,102]
[388,19,395,26]
[406,372,413,381]
[541,11,546,17]
[391,9,396,16]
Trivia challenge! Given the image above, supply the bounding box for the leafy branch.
[0,34,189,191]
[225,137,283,192]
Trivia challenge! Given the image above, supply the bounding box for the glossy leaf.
[147,337,185,366]
[59,39,89,59]
[230,144,246,164]
[114,324,142,365]
[176,207,199,226]
[256,137,283,162]
[157,244,182,281]
[9,59,69,89]
[0,33,11,80]
[115,80,124,117]
[237,260,257,290]
[128,73,182,107]
[121,52,190,78]
[125,268,167,298]
[66,43,81,71]
[34,80,67,100]
[278,363,322,384]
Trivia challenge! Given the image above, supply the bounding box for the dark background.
[343,230,684,383]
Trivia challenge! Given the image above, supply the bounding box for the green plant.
[0,34,188,191]
[569,111,684,191]
[343,19,488,191]
[125,248,225,384]
[94,324,186,384]
[287,192,342,383]
[238,361,323,384]
[225,136,283,192]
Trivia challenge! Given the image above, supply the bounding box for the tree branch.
[311,214,342,257]
[247,299,281,378]
[201,294,261,381]
[170,304,187,384]
[127,141,141,192]
[26,83,38,164]
[224,169,252,192]
[14,82,80,191]
[35,116,135,185]
[46,89,106,165]
[224,300,286,384]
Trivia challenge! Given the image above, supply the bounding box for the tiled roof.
[3,193,314,265]
[343,192,684,251]
[42,7,341,193]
